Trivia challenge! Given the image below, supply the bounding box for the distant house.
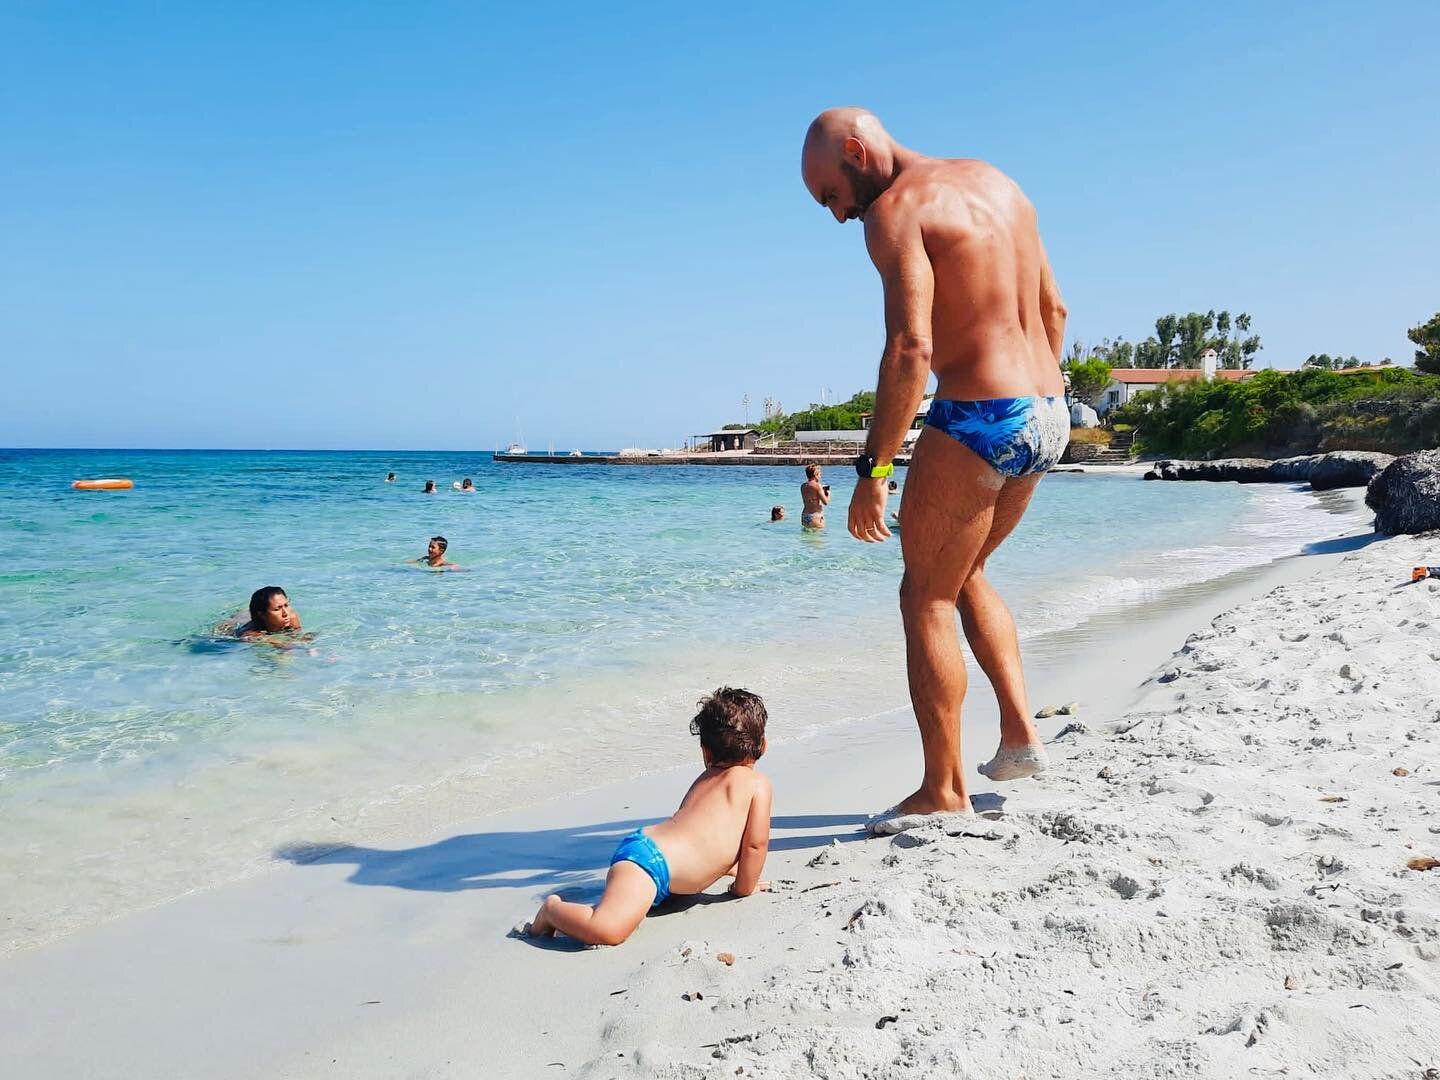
[1095,353,1296,417]
[698,428,760,452]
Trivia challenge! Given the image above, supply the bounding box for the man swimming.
[801,108,1068,831]
[799,464,829,528]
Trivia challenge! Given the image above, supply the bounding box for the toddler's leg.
[528,861,656,946]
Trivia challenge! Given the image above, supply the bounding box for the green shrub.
[1115,367,1440,457]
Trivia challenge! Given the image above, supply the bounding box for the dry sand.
[3,511,1437,1080]
[567,532,1440,1080]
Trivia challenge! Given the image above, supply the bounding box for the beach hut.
[699,428,761,452]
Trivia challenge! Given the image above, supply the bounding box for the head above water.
[461,478,473,489]
[386,472,396,482]
[423,480,436,493]
[428,536,448,561]
[801,107,904,224]
[248,586,294,633]
[690,687,767,767]
[771,505,785,521]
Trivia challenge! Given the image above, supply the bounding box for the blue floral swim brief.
[925,396,1070,477]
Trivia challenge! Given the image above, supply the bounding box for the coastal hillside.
[1114,366,1440,459]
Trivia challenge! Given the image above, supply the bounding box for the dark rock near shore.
[1309,451,1395,491]
[1144,451,1393,489]
[1146,459,1276,483]
[1366,449,1440,535]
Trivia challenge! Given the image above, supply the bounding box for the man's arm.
[1037,232,1067,364]
[729,774,772,897]
[848,200,933,543]
[862,203,935,467]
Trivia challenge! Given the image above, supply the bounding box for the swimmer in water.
[770,505,786,522]
[386,472,396,483]
[412,535,459,570]
[453,478,475,492]
[235,586,302,639]
[422,480,437,494]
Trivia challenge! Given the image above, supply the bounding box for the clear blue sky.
[3,2,1436,450]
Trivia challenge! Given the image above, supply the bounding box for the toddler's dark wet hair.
[690,687,767,766]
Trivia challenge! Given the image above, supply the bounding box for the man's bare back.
[863,158,1064,402]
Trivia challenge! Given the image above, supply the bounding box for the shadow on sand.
[1300,530,1382,557]
[274,813,881,901]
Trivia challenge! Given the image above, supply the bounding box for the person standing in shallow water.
[800,107,1070,834]
[799,464,829,528]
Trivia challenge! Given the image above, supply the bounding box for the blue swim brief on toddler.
[610,828,671,906]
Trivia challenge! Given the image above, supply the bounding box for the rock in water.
[1366,449,1440,535]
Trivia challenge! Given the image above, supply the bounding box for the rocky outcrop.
[1365,449,1440,535]
[1144,451,1394,490]
[1144,459,1277,483]
[1308,451,1396,490]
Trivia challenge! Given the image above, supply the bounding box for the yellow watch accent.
[871,462,895,479]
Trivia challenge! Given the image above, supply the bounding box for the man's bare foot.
[977,742,1049,781]
[526,895,560,937]
[867,788,973,836]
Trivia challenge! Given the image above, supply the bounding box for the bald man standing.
[800,108,1069,833]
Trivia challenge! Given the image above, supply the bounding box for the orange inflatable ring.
[72,478,134,491]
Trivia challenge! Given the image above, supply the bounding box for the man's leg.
[889,428,1005,818]
[958,477,1045,754]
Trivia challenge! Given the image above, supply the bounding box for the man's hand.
[848,478,892,543]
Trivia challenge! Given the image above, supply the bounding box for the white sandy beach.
[2,506,1437,1080]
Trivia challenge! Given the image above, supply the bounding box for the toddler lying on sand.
[525,687,772,946]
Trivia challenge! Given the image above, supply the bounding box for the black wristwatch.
[853,453,895,480]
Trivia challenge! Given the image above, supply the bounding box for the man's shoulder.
[879,159,1025,225]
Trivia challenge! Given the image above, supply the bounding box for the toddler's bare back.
[645,765,768,895]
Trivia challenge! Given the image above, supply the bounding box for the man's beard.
[840,160,886,214]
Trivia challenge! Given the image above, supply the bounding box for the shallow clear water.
[0,449,1368,949]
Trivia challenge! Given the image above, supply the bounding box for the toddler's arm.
[729,773,773,897]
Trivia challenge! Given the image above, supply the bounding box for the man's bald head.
[801,107,898,224]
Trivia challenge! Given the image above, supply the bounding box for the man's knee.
[900,572,958,618]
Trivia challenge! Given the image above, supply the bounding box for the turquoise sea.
[0,449,1369,951]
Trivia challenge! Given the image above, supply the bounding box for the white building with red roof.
[1096,350,1296,417]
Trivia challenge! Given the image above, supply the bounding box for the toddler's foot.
[525,895,561,937]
